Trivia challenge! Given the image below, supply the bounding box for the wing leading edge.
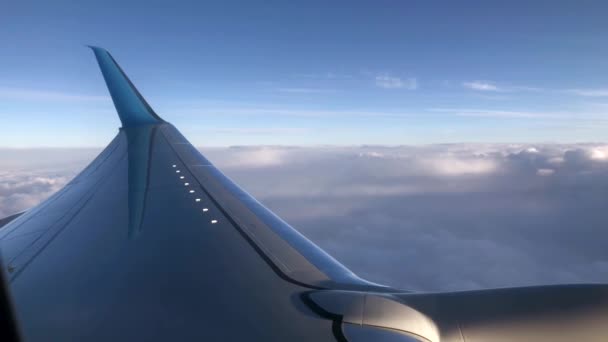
[0,48,607,341]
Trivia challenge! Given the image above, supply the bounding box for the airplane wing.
[0,48,607,341]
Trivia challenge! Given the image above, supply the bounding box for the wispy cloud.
[201,127,309,136]
[567,89,608,97]
[462,84,608,97]
[427,108,562,118]
[276,87,335,94]
[174,105,417,118]
[0,87,109,102]
[375,74,417,90]
[462,81,544,93]
[510,86,544,92]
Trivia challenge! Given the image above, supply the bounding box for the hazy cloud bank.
[1,144,608,291]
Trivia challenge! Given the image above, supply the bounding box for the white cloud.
[0,87,108,102]
[537,168,555,176]
[526,147,539,153]
[375,74,417,90]
[0,172,73,217]
[0,149,94,217]
[548,156,565,165]
[462,81,500,91]
[358,151,385,158]
[589,146,608,161]
[219,147,287,168]
[422,157,497,175]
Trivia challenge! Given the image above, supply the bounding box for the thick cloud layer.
[1,144,608,291]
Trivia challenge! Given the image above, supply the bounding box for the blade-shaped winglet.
[89,46,164,127]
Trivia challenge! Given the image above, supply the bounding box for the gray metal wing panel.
[0,134,126,273]
[1,126,342,341]
[159,123,385,290]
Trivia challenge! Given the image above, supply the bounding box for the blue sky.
[2,1,608,147]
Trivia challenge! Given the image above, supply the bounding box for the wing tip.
[88,46,164,127]
[86,45,107,55]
